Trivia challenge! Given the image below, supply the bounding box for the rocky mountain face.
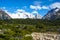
[0,9,11,20]
[43,8,60,20]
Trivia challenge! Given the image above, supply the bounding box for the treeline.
[0,19,60,32]
[1,19,60,27]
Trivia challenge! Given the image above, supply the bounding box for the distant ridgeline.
[0,9,42,20]
[43,8,60,20]
[0,8,60,20]
[0,9,11,20]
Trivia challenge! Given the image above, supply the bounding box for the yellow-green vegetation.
[0,19,60,40]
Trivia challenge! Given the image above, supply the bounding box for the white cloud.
[42,6,49,9]
[32,11,38,14]
[50,2,60,9]
[30,5,49,10]
[30,5,37,10]
[30,1,42,10]
[37,6,41,10]
[30,5,41,10]
[30,1,49,10]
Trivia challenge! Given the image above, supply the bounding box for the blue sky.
[0,0,60,16]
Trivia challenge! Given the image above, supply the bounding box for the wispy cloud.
[32,11,38,14]
[33,1,42,5]
[50,2,60,9]
[42,6,49,9]
[30,5,49,10]
[30,5,41,10]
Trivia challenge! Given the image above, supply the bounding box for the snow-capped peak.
[55,8,60,12]
[4,9,42,19]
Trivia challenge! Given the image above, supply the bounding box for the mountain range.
[0,7,60,20]
[5,9,42,19]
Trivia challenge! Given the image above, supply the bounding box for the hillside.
[0,19,60,40]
